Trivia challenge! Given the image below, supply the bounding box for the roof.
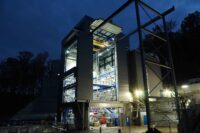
[90,19,122,42]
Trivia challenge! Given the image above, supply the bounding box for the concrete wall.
[116,34,130,102]
[76,26,93,101]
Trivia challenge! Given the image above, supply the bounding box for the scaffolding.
[91,0,181,132]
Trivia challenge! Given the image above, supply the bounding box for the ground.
[78,126,177,133]
[0,125,178,133]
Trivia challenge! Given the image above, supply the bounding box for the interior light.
[103,41,109,46]
[93,71,97,77]
[181,84,189,89]
[98,53,102,56]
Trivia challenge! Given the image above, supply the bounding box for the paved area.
[0,125,177,133]
[76,126,177,133]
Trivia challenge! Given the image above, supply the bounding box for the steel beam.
[162,16,181,130]
[149,71,171,94]
[142,28,167,42]
[145,59,172,69]
[91,0,134,34]
[117,6,175,42]
[139,0,162,17]
[135,0,151,130]
[146,63,162,80]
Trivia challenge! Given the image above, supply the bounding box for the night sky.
[0,0,199,60]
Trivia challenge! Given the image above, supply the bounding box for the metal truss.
[133,1,180,131]
[91,0,180,132]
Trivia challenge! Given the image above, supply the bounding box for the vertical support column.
[77,30,93,100]
[74,102,84,130]
[81,102,89,130]
[82,103,85,131]
[85,102,90,130]
[116,34,130,102]
[162,16,181,132]
[135,0,151,130]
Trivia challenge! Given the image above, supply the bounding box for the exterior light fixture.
[181,84,189,89]
[149,98,156,102]
[163,89,172,97]
[126,92,133,102]
[135,89,143,98]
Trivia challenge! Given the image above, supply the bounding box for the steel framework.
[91,0,181,132]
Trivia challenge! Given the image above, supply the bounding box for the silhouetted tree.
[142,11,200,83]
[179,11,200,81]
[0,51,48,95]
[181,11,200,33]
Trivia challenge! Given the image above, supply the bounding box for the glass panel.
[89,107,120,128]
[93,87,116,101]
[64,41,77,72]
[63,88,75,102]
[105,56,112,63]
[62,108,75,129]
[93,45,117,101]
[63,73,76,87]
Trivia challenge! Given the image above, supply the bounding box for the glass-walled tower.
[60,16,131,130]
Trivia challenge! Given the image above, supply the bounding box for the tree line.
[0,51,48,96]
[143,11,200,83]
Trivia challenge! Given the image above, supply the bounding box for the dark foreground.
[0,125,177,133]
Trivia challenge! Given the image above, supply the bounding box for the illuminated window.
[63,88,75,102]
[64,41,77,72]
[93,46,117,101]
[63,73,76,87]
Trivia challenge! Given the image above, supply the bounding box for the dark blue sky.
[0,0,199,60]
